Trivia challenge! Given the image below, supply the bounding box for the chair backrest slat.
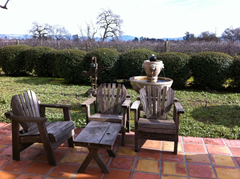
[11,90,41,132]
[114,84,121,112]
[157,86,162,117]
[23,92,34,117]
[161,87,167,115]
[164,88,175,119]
[107,83,111,109]
[26,91,36,116]
[140,86,174,119]
[110,83,116,112]
[97,84,104,112]
[18,94,30,117]
[140,87,150,118]
[152,86,156,116]
[29,90,40,117]
[97,83,127,114]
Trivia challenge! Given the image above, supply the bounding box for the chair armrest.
[174,102,184,114]
[10,115,47,123]
[131,100,141,126]
[5,111,13,119]
[122,99,131,108]
[131,100,141,111]
[39,104,71,109]
[39,103,72,121]
[81,97,96,123]
[81,97,96,107]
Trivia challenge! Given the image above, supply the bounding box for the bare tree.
[222,27,240,41]
[49,25,70,49]
[79,22,98,42]
[29,22,51,46]
[0,0,9,9]
[96,8,123,41]
[197,31,220,42]
[183,31,196,41]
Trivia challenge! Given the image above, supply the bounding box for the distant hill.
[0,34,183,41]
[120,35,183,41]
[0,34,32,39]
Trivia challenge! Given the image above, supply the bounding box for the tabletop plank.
[74,121,110,144]
[100,123,121,146]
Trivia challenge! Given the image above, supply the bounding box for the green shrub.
[43,49,59,77]
[55,49,87,84]
[24,46,57,77]
[190,52,233,90]
[117,49,156,80]
[157,52,191,89]
[230,56,240,92]
[83,48,119,84]
[0,45,31,76]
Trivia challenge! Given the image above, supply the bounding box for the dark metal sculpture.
[82,57,111,96]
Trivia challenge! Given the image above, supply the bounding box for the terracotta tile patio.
[0,123,240,179]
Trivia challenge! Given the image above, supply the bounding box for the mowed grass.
[0,76,240,139]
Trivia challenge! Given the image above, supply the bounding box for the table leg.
[77,148,110,174]
[107,150,116,157]
[94,152,110,173]
[77,148,98,173]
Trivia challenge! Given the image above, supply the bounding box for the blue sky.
[0,0,240,38]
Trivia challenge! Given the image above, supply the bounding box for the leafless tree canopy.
[29,22,51,39]
[222,27,240,41]
[79,22,98,42]
[197,31,220,42]
[0,0,9,9]
[96,9,123,41]
[29,22,51,45]
[49,25,70,41]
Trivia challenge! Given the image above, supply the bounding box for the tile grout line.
[182,137,190,179]
[58,146,82,179]
[102,136,123,179]
[159,140,162,178]
[223,138,240,170]
[203,137,218,179]
[130,138,141,179]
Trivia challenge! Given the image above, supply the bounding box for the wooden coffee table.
[73,121,121,173]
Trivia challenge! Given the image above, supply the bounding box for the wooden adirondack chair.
[5,90,75,166]
[81,83,131,146]
[131,86,184,154]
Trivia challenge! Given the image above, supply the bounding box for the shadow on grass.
[190,105,240,128]
[13,76,67,85]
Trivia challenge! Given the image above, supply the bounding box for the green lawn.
[0,76,240,139]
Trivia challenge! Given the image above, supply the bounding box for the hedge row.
[0,45,239,91]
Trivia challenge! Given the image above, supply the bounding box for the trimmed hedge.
[116,49,156,80]
[55,49,87,84]
[157,52,191,89]
[24,46,57,77]
[0,45,31,76]
[230,56,240,92]
[83,48,119,84]
[190,52,233,90]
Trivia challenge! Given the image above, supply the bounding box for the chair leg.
[121,131,125,146]
[68,136,74,148]
[135,138,139,152]
[37,123,56,166]
[42,142,56,166]
[174,141,178,155]
[13,143,32,161]
[12,144,20,161]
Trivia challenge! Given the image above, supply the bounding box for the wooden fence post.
[165,40,170,52]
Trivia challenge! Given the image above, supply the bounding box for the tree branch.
[0,0,10,9]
